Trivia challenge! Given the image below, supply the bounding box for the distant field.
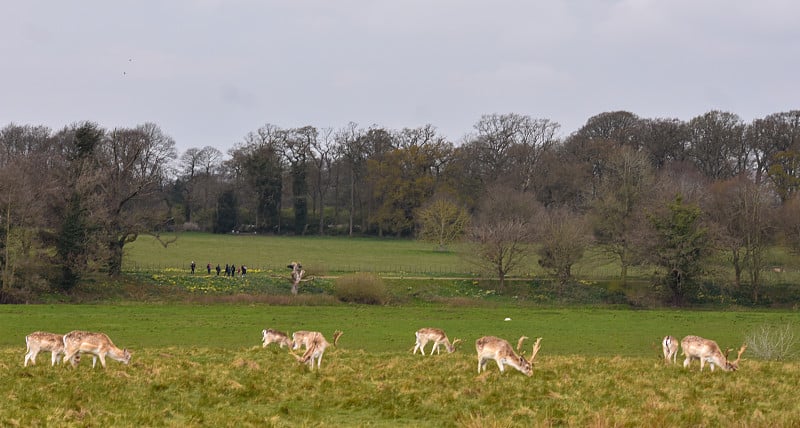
[123,232,661,279]
[124,233,477,275]
[3,305,800,426]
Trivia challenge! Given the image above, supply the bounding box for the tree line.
[1,110,799,304]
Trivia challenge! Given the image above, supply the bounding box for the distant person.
[206,263,211,274]
[191,261,196,274]
[225,264,230,277]
[241,265,247,277]
[231,264,236,278]
[215,264,221,276]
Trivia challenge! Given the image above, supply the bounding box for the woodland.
[1,110,799,305]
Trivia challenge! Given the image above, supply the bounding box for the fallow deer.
[62,331,132,369]
[413,328,461,355]
[476,335,542,376]
[292,330,343,369]
[291,330,315,350]
[24,332,66,367]
[262,329,292,348]
[681,335,747,371]
[662,335,679,364]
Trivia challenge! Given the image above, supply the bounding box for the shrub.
[334,273,388,305]
[744,323,797,361]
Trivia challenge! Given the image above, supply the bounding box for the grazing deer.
[292,330,343,369]
[24,332,67,367]
[291,330,315,350]
[662,335,679,364]
[62,331,132,369]
[288,261,305,295]
[413,328,461,355]
[262,329,292,348]
[476,335,542,376]
[681,335,747,372]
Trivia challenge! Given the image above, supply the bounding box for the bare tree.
[464,187,538,289]
[537,207,590,291]
[591,146,655,285]
[416,194,470,251]
[687,111,748,180]
[97,123,177,275]
[310,128,336,235]
[706,175,776,301]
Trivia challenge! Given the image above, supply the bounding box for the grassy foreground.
[2,305,800,426]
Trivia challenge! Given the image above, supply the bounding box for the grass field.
[2,305,800,426]
[4,234,800,425]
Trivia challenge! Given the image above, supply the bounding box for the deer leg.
[24,350,36,367]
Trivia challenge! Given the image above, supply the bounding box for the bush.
[334,273,388,305]
[744,323,797,361]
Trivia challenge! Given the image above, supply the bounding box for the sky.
[2,1,798,154]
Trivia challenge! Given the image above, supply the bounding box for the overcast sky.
[2,1,798,154]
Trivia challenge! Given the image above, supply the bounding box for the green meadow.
[2,305,800,426]
[2,233,800,426]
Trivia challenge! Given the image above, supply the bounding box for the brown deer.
[662,335,679,364]
[681,335,747,371]
[262,329,292,348]
[476,335,542,376]
[24,332,67,367]
[62,331,132,369]
[292,330,343,369]
[413,328,461,355]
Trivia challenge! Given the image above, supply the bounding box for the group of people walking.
[191,261,247,277]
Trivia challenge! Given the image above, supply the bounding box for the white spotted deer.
[662,335,679,364]
[681,335,747,372]
[62,331,132,369]
[476,335,542,376]
[262,329,292,348]
[413,328,461,355]
[292,330,343,369]
[291,330,315,350]
[24,332,67,367]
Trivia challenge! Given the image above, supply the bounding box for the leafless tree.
[96,123,177,275]
[464,186,538,289]
[537,207,591,291]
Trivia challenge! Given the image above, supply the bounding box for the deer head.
[725,343,747,371]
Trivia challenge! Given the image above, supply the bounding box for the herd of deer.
[23,331,131,369]
[662,335,747,371]
[22,327,747,376]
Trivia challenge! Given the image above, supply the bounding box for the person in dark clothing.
[215,264,221,276]
[241,265,247,277]
[191,261,196,274]
[225,264,230,277]
[207,263,211,274]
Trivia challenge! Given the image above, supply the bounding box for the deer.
[413,328,461,355]
[291,330,316,350]
[680,335,747,372]
[62,331,132,369]
[262,329,292,348]
[292,330,343,369]
[662,335,679,365]
[476,335,542,376]
[24,332,68,367]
